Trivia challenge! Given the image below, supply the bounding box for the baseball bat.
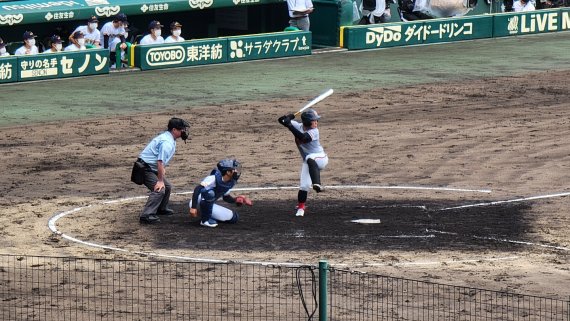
[294,88,334,116]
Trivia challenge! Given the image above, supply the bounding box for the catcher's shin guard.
[307,159,322,192]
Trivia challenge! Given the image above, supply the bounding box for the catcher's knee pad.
[201,190,216,203]
[228,211,239,224]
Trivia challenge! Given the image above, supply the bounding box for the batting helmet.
[301,108,321,126]
[217,158,241,180]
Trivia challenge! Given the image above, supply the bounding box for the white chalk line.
[438,191,570,211]
[428,229,570,251]
[334,256,521,268]
[47,184,567,266]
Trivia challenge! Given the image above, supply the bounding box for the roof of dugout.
[0,0,281,26]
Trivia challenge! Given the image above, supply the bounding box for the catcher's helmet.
[217,158,242,180]
[301,108,321,126]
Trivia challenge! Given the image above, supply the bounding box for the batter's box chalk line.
[47,185,569,267]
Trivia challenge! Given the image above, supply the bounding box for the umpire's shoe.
[157,208,175,216]
[140,215,161,224]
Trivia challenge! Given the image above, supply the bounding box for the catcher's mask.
[168,117,190,142]
[301,108,321,127]
[217,158,241,181]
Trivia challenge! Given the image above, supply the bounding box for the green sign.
[343,23,423,49]
[493,9,562,37]
[135,38,228,70]
[226,31,311,62]
[16,49,109,82]
[135,31,312,70]
[422,16,492,44]
[343,16,492,50]
[0,0,283,26]
[0,56,17,83]
[560,9,570,31]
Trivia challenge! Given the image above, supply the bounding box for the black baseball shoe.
[140,215,161,224]
[312,184,324,193]
[157,208,175,216]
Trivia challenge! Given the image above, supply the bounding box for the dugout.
[0,0,353,50]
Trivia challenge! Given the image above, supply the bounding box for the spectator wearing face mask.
[65,31,87,51]
[139,20,165,45]
[74,16,101,47]
[15,31,40,55]
[0,38,9,57]
[164,21,185,43]
[43,35,63,53]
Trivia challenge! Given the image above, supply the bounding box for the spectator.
[15,31,40,55]
[64,31,87,51]
[359,0,392,24]
[135,117,190,224]
[139,20,165,45]
[108,25,130,68]
[513,0,535,11]
[74,16,101,47]
[43,35,63,53]
[0,37,9,57]
[287,0,314,31]
[164,21,185,43]
[189,159,253,228]
[100,13,128,65]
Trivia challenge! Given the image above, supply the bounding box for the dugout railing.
[0,254,568,321]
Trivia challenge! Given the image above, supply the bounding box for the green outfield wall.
[341,8,570,50]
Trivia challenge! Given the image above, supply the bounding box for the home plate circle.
[351,218,382,224]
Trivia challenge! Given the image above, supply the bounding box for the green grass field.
[1,32,569,127]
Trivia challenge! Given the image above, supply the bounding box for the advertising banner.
[16,48,109,82]
[135,31,312,70]
[226,31,311,62]
[0,56,17,83]
[493,9,562,37]
[343,16,492,49]
[342,23,423,50]
[135,38,228,70]
[422,16,492,44]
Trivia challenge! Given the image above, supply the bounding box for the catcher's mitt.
[235,195,253,206]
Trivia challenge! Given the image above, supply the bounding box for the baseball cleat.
[295,208,305,217]
[200,219,218,228]
[312,184,324,193]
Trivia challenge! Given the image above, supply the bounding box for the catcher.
[278,108,329,217]
[189,158,253,227]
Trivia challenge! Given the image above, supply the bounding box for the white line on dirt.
[438,192,570,211]
[334,256,521,268]
[428,229,570,251]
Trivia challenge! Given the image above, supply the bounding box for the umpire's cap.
[167,117,190,131]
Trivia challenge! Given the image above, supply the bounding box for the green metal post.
[319,260,328,321]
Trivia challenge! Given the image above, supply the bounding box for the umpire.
[136,117,190,224]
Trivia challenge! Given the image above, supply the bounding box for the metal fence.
[328,267,570,321]
[0,254,568,321]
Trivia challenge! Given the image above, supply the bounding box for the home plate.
[351,219,381,224]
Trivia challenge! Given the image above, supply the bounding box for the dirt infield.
[1,69,570,300]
